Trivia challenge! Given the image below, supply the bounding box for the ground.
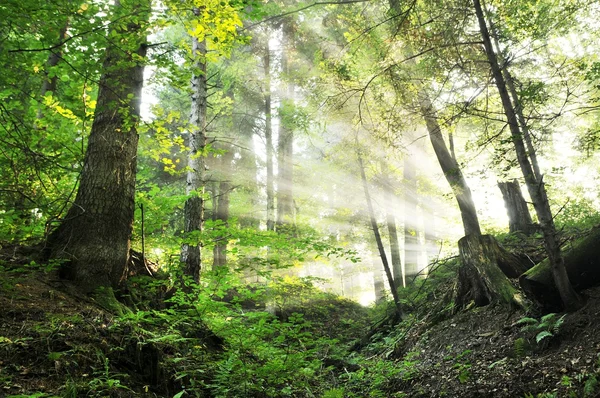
[390,289,600,397]
[2,245,600,397]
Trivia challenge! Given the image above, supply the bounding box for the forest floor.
[392,289,600,397]
[2,245,600,397]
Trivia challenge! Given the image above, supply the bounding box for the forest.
[2,0,600,396]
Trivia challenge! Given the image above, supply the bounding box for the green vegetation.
[3,0,600,396]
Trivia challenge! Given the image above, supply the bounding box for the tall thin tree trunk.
[357,150,402,319]
[263,36,275,231]
[213,146,233,268]
[473,0,582,311]
[489,22,541,180]
[46,0,150,293]
[383,171,403,287]
[372,253,386,302]
[403,152,420,284]
[182,13,207,283]
[423,204,438,264]
[418,92,482,236]
[276,19,295,230]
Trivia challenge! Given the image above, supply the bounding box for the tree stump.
[498,179,537,235]
[520,227,600,310]
[456,234,528,309]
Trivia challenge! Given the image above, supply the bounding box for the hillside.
[2,245,600,398]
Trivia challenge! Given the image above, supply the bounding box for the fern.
[584,374,598,397]
[514,337,527,357]
[536,331,553,344]
[515,317,538,326]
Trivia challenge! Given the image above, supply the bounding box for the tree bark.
[489,22,542,180]
[457,234,526,309]
[182,13,207,283]
[473,0,582,311]
[46,0,150,293]
[418,92,482,236]
[497,179,536,235]
[520,227,600,310]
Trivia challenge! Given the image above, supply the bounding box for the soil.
[391,289,600,397]
[2,245,600,397]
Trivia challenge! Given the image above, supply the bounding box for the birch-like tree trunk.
[182,11,207,283]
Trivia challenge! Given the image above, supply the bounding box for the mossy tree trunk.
[457,234,528,309]
[520,227,600,310]
[386,0,526,310]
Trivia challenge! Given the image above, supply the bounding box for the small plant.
[516,313,566,345]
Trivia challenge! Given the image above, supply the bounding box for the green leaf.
[536,331,553,343]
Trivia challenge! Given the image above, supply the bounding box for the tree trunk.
[382,171,403,287]
[46,0,150,293]
[423,203,438,264]
[403,152,420,284]
[213,146,233,269]
[497,179,536,235]
[263,35,275,232]
[489,22,542,180]
[372,253,386,302]
[276,18,295,230]
[182,17,207,283]
[473,0,582,311]
[418,92,482,236]
[520,227,600,310]
[358,150,402,319]
[457,234,526,309]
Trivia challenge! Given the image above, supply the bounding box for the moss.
[91,287,132,316]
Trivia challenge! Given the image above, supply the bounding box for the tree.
[382,169,403,287]
[212,143,234,268]
[46,0,151,293]
[402,143,420,284]
[357,142,402,319]
[498,179,536,235]
[473,0,583,311]
[276,18,297,230]
[181,10,207,283]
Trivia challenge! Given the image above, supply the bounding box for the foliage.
[516,313,567,346]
